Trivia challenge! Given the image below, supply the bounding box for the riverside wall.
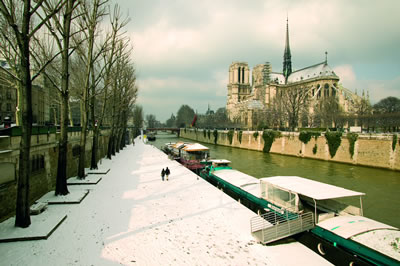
[0,129,112,221]
[180,129,400,171]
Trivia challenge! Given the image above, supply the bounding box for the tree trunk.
[55,0,75,195]
[55,91,69,195]
[15,34,33,228]
[78,96,88,179]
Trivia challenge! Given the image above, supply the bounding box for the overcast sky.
[111,0,400,122]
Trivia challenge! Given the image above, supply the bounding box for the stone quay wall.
[180,129,400,171]
[0,130,111,222]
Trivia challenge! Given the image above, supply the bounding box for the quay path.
[0,139,331,265]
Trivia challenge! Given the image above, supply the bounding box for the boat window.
[266,184,297,210]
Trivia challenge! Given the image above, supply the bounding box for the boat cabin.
[181,143,210,161]
[259,176,365,223]
[209,159,231,169]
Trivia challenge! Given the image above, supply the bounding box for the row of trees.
[0,0,137,227]
[154,95,399,132]
[160,105,236,129]
[249,86,400,132]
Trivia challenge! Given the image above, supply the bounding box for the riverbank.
[0,138,330,265]
[154,133,400,229]
[180,129,400,171]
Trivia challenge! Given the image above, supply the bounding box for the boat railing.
[250,211,314,244]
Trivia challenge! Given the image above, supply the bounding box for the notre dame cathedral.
[226,19,363,129]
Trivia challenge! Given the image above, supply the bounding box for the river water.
[151,133,400,228]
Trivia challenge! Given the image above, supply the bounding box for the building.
[226,19,361,129]
[0,58,50,126]
[0,60,17,126]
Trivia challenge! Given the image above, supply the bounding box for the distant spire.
[325,51,328,64]
[283,16,292,83]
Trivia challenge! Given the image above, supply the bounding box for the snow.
[0,209,67,242]
[261,176,365,200]
[352,229,400,261]
[37,189,89,204]
[85,166,110,175]
[182,143,209,151]
[0,139,331,265]
[67,175,102,185]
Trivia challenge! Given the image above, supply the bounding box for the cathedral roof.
[269,62,338,85]
[287,62,338,83]
[270,72,286,84]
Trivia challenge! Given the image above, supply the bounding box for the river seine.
[151,133,400,228]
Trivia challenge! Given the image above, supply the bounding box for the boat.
[162,142,210,172]
[147,132,156,141]
[200,160,301,220]
[200,160,400,265]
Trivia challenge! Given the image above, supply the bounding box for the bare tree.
[90,5,129,170]
[75,0,109,179]
[106,41,134,158]
[132,105,144,138]
[0,0,66,227]
[276,86,309,130]
[314,96,344,128]
[35,0,80,195]
[146,114,157,128]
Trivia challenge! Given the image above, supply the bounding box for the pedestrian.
[161,168,165,181]
[165,167,170,181]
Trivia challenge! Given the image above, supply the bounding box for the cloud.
[333,65,357,88]
[137,73,228,121]
[112,0,400,123]
[333,65,400,104]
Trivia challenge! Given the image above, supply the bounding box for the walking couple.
[161,167,170,181]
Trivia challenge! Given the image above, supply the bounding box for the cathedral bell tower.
[283,17,292,83]
[226,62,251,120]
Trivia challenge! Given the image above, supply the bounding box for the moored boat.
[200,160,400,265]
[179,143,210,172]
[162,142,210,172]
[147,132,156,141]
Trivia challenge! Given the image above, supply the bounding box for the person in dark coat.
[165,167,170,181]
[161,168,165,181]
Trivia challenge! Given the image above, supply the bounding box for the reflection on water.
[151,133,400,228]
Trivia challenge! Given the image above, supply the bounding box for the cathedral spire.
[283,16,292,83]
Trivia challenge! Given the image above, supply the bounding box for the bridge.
[146,128,180,136]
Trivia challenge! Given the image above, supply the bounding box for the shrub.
[262,130,281,153]
[347,133,358,158]
[207,129,211,139]
[238,130,243,144]
[203,129,206,138]
[213,129,218,144]
[227,129,234,144]
[325,131,342,158]
[253,131,259,140]
[299,131,321,144]
[312,144,318,154]
[393,134,398,151]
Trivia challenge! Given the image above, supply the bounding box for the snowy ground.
[0,139,331,265]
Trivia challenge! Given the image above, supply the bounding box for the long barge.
[200,160,400,266]
[162,142,209,173]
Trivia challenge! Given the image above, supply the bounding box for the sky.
[111,0,400,122]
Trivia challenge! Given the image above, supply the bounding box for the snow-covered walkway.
[0,139,331,265]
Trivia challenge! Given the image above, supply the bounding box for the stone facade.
[0,59,50,125]
[226,21,362,128]
[180,129,400,172]
[0,129,111,222]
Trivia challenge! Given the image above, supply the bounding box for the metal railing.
[250,211,314,244]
